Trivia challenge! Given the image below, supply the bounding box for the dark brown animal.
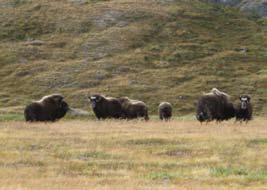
[159,102,172,121]
[196,88,235,123]
[89,94,122,120]
[24,94,69,122]
[118,97,149,120]
[235,95,253,123]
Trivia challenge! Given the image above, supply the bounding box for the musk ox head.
[55,100,69,119]
[196,111,209,122]
[89,94,104,108]
[239,95,251,110]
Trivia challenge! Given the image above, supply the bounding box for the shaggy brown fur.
[118,97,149,120]
[89,94,122,120]
[196,88,235,123]
[159,102,172,121]
[24,94,69,122]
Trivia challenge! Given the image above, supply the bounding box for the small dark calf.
[235,95,252,123]
[159,102,172,121]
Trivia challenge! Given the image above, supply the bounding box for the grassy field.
[0,119,266,190]
[0,0,266,116]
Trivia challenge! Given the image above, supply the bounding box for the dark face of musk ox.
[89,95,103,108]
[240,95,250,110]
[56,100,69,118]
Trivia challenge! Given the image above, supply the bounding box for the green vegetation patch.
[210,167,267,181]
[76,151,120,160]
[126,138,177,146]
[148,171,182,181]
[0,113,24,121]
[248,138,267,145]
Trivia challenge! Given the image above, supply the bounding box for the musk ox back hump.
[159,102,172,121]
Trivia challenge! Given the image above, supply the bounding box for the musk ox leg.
[160,113,169,121]
[137,110,149,121]
[244,118,250,124]
[159,113,164,121]
[24,110,37,122]
[164,115,171,122]
[216,119,223,124]
[144,111,149,121]
[205,119,212,125]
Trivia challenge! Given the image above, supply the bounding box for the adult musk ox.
[118,97,149,120]
[235,95,253,123]
[24,94,69,122]
[159,102,172,121]
[88,94,122,120]
[196,88,235,123]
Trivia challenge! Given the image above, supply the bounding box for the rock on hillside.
[207,0,267,17]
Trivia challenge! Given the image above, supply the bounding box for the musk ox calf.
[88,94,122,120]
[235,95,252,123]
[24,94,69,122]
[118,97,149,120]
[196,88,235,123]
[159,102,172,121]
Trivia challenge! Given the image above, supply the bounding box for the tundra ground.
[0,119,266,190]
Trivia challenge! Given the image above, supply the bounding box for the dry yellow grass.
[0,119,266,190]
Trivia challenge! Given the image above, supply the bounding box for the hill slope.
[0,0,266,116]
[207,0,267,17]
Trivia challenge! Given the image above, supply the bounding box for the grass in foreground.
[0,119,266,189]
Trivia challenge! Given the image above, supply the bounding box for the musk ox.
[196,88,235,123]
[235,95,252,123]
[159,102,172,121]
[24,94,69,122]
[88,94,122,120]
[118,97,149,120]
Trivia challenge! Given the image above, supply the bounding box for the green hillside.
[0,0,266,117]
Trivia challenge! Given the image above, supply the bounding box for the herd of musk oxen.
[24,88,252,123]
